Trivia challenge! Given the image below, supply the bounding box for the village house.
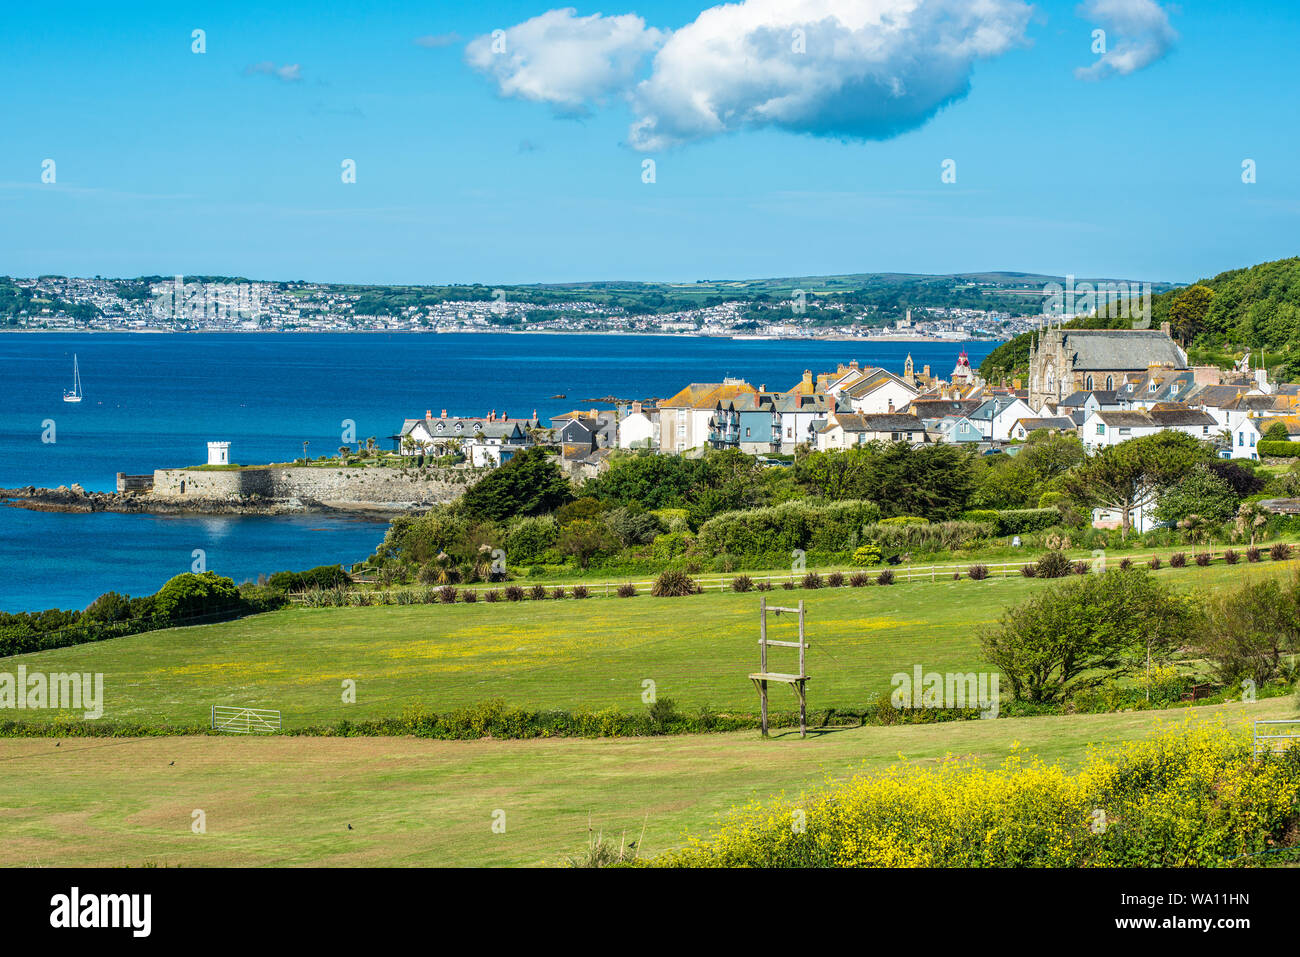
[616,401,659,450]
[816,412,928,450]
[967,395,1034,442]
[1008,416,1078,441]
[657,379,758,453]
[397,409,538,466]
[1079,406,1218,453]
[926,414,984,444]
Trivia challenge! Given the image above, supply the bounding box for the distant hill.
[979,257,1300,381]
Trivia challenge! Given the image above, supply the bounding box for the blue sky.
[1,0,1296,285]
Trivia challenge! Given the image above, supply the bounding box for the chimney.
[631,400,642,414]
[850,359,859,370]
[887,399,895,413]
[802,370,813,389]
[440,409,447,419]
[923,365,931,378]
[1160,321,1171,337]
[532,409,537,421]
[589,407,598,418]
[426,409,432,419]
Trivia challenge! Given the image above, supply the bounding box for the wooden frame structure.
[749,598,809,738]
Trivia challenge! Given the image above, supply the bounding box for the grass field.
[8,560,1293,727]
[0,697,1292,867]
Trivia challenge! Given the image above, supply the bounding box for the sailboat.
[63,354,83,403]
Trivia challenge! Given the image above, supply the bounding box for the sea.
[0,332,996,612]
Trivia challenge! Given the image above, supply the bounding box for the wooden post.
[797,600,807,738]
[759,597,769,737]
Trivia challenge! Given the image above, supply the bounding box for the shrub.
[484,589,500,602]
[1247,546,1262,563]
[1195,552,1211,567]
[1169,552,1187,568]
[756,581,773,591]
[1258,440,1300,457]
[982,569,1195,704]
[651,726,1300,868]
[1196,577,1300,685]
[731,575,754,593]
[852,544,883,567]
[1119,557,1133,570]
[505,585,524,602]
[1072,561,1088,575]
[1149,556,1162,570]
[849,573,870,587]
[782,582,794,590]
[827,572,844,588]
[153,572,243,623]
[801,572,823,589]
[1271,542,1292,561]
[551,587,566,600]
[651,569,700,597]
[995,508,1063,536]
[1223,549,1239,565]
[617,582,637,598]
[1035,550,1073,579]
[697,499,883,558]
[462,589,478,603]
[528,584,548,601]
[1021,564,1037,578]
[436,585,458,603]
[572,585,589,599]
[877,569,895,586]
[968,564,989,581]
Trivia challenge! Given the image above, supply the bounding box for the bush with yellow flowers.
[651,723,1300,867]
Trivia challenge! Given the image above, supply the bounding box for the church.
[1027,323,1187,410]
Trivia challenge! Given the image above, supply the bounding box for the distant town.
[0,271,1176,342]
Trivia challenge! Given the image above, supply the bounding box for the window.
[1106,376,1114,390]
[1096,424,1105,435]
[1238,432,1244,446]
[745,427,751,437]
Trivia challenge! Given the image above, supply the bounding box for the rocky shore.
[0,485,412,516]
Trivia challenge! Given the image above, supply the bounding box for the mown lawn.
[6,559,1295,727]
[0,697,1292,867]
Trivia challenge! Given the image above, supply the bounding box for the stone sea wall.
[150,465,485,507]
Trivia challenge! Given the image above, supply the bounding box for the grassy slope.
[8,561,1293,727]
[0,697,1292,867]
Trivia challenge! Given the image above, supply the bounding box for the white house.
[968,396,1034,442]
[1080,406,1218,453]
[837,369,919,416]
[617,401,658,450]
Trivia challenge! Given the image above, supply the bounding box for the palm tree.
[1236,500,1269,546]
[338,445,350,464]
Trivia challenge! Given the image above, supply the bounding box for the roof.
[660,381,758,409]
[1059,390,1118,407]
[1015,417,1076,431]
[1048,328,1187,371]
[829,413,926,433]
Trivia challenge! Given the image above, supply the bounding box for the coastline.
[0,486,417,517]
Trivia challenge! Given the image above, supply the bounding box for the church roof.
[1048,329,1187,371]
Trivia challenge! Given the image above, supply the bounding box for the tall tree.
[1063,432,1211,539]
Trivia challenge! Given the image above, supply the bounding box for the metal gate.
[1252,719,1300,759]
[211,706,282,734]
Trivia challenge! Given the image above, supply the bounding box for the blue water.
[0,332,995,611]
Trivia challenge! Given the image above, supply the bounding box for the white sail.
[63,354,83,402]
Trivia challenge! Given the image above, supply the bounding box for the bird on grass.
[169,761,175,766]
[347,824,353,831]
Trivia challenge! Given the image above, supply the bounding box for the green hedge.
[696,499,883,558]
[994,508,1062,535]
[1258,440,1300,457]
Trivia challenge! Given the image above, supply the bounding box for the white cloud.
[1074,0,1177,80]
[629,0,1034,150]
[466,1,1033,148]
[465,8,665,114]
[244,61,302,83]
